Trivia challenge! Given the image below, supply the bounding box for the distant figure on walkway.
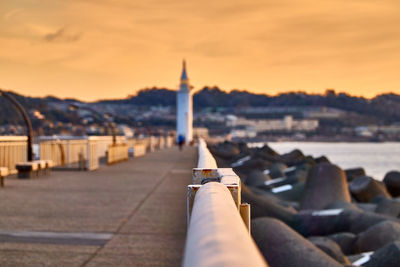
[178,135,185,151]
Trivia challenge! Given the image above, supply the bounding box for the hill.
[1,87,400,127]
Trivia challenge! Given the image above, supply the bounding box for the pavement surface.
[0,146,196,266]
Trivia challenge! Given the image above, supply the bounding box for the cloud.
[1,0,400,100]
[43,27,82,43]
[3,9,23,21]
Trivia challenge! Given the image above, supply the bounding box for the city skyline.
[1,0,400,101]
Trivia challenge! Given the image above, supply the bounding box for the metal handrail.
[197,138,217,169]
[183,138,267,267]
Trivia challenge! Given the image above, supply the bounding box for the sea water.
[257,142,400,181]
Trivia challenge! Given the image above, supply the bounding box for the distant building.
[238,106,345,119]
[119,125,134,137]
[355,126,373,137]
[230,126,257,139]
[356,125,400,137]
[176,60,193,143]
[226,115,319,132]
[304,107,345,119]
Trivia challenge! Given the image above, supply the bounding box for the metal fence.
[107,143,129,165]
[1,135,173,173]
[0,136,27,174]
[39,137,100,171]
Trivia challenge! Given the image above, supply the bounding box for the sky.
[0,0,399,101]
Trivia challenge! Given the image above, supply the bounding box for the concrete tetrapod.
[383,171,400,197]
[324,200,361,211]
[244,184,398,237]
[355,203,377,213]
[245,170,271,187]
[251,217,342,267]
[241,184,297,223]
[268,162,287,178]
[255,145,280,160]
[301,163,351,210]
[364,241,400,267]
[233,158,271,173]
[237,142,252,155]
[326,232,357,255]
[314,155,330,164]
[373,197,400,217]
[345,168,366,182]
[354,220,400,252]
[349,176,391,202]
[245,185,300,210]
[307,236,350,264]
[208,142,240,160]
[272,182,305,202]
[291,209,397,236]
[280,149,306,166]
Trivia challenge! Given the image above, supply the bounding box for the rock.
[349,176,391,202]
[315,156,330,164]
[268,162,287,178]
[383,171,400,197]
[364,241,400,267]
[354,220,400,252]
[345,168,366,182]
[301,163,351,210]
[327,232,357,255]
[245,170,271,187]
[280,149,306,166]
[251,217,342,267]
[308,236,350,264]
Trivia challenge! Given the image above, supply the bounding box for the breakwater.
[209,141,400,267]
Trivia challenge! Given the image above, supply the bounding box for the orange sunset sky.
[1,0,399,101]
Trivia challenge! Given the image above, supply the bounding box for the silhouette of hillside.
[1,87,400,124]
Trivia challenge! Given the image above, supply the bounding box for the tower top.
[181,59,188,81]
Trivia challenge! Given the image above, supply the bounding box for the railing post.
[66,140,71,168]
[86,138,91,171]
[240,203,251,233]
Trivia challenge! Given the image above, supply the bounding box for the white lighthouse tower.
[176,60,193,144]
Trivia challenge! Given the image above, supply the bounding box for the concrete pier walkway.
[0,146,196,266]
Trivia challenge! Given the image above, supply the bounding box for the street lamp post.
[0,90,34,161]
[69,104,117,145]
